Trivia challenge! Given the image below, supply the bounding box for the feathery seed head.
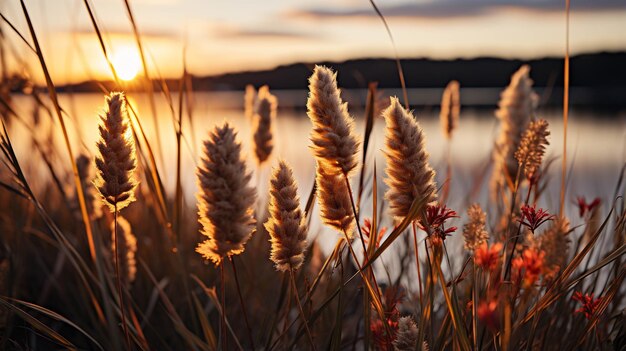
[393,316,419,351]
[307,65,359,175]
[315,162,355,236]
[265,160,308,272]
[111,216,137,285]
[94,92,138,212]
[491,65,538,197]
[463,204,489,251]
[440,80,460,139]
[253,85,276,164]
[535,217,570,277]
[196,123,256,265]
[384,97,437,219]
[515,119,550,180]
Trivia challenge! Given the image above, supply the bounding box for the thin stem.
[503,182,533,280]
[289,267,316,351]
[343,174,367,255]
[229,257,255,349]
[220,262,227,351]
[423,240,436,343]
[472,261,478,350]
[560,0,570,217]
[412,222,424,310]
[114,205,132,350]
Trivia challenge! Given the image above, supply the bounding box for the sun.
[111,46,142,81]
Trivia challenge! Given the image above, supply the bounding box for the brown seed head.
[463,204,489,251]
[265,161,308,272]
[440,80,460,139]
[534,217,570,277]
[515,119,550,180]
[315,162,354,236]
[491,65,538,196]
[393,316,419,351]
[307,65,359,175]
[383,97,437,219]
[196,123,256,265]
[94,92,138,212]
[253,85,276,164]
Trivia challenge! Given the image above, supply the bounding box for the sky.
[1,0,626,84]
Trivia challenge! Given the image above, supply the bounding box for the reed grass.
[0,2,623,351]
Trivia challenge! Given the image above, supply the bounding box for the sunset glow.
[111,46,142,81]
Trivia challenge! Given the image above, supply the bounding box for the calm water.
[6,91,626,268]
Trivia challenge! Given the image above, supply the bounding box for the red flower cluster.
[512,247,545,287]
[518,204,554,234]
[572,291,602,320]
[370,318,398,351]
[474,242,503,271]
[370,285,403,350]
[362,218,387,250]
[576,197,601,218]
[419,203,458,244]
[477,299,499,330]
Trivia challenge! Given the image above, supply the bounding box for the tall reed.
[94,92,138,350]
[265,160,315,348]
[195,122,256,349]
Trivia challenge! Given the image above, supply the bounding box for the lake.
[5,90,625,267]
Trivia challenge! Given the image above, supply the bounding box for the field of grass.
[0,1,625,351]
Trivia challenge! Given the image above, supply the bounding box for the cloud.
[287,0,626,20]
[67,27,176,40]
[212,26,320,41]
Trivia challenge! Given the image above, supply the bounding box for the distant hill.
[57,52,626,107]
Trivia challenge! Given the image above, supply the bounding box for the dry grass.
[0,2,624,351]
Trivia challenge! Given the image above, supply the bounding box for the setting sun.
[111,46,142,81]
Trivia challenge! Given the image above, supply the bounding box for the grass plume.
[440,80,460,140]
[196,123,256,265]
[265,160,308,272]
[307,65,359,176]
[94,92,138,212]
[253,85,276,164]
[491,65,538,196]
[383,97,437,219]
[515,118,550,181]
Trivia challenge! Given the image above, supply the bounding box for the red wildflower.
[362,218,387,250]
[572,291,602,320]
[512,247,545,287]
[419,203,458,244]
[518,204,554,234]
[576,197,601,218]
[474,242,503,271]
[370,285,403,350]
[371,318,398,351]
[477,299,499,330]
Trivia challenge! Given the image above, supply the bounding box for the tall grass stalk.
[560,0,570,216]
